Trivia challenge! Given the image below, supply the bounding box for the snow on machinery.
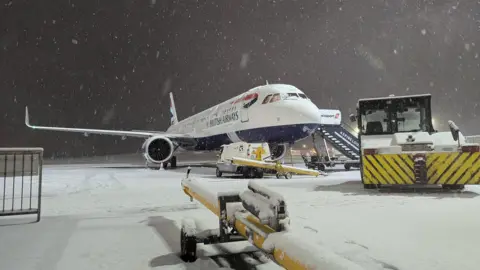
[216,142,320,179]
[231,157,321,179]
[350,93,480,190]
[216,142,275,178]
[179,168,364,270]
[311,109,361,171]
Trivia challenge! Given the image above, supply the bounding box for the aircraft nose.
[294,102,322,124]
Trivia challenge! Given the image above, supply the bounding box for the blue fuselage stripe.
[186,123,320,151]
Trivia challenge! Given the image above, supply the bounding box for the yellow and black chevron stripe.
[362,154,415,185]
[427,152,480,185]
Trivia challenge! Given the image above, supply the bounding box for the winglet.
[25,106,32,128]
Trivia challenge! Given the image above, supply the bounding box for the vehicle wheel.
[255,170,264,178]
[180,228,197,262]
[318,164,326,171]
[243,168,251,178]
[170,156,177,168]
[276,173,281,179]
[216,168,222,178]
[162,162,168,170]
[247,168,256,178]
[344,164,351,171]
[284,172,292,179]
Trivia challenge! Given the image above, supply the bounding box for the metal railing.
[0,148,43,222]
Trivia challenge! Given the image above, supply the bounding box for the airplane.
[25,83,323,169]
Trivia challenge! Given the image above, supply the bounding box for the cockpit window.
[282,93,299,100]
[262,94,272,104]
[270,94,281,103]
[263,93,307,104]
[243,93,259,108]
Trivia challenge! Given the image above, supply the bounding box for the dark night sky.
[1,0,480,157]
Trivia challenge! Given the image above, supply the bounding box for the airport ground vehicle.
[301,153,359,171]
[350,94,480,190]
[179,171,351,268]
[215,142,272,178]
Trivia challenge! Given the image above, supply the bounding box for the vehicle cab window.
[358,96,434,135]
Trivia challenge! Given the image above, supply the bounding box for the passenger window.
[270,94,281,103]
[262,94,272,104]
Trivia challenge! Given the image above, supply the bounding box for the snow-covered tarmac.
[1,163,480,270]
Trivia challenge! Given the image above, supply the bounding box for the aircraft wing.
[24,107,188,139]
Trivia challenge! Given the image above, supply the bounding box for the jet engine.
[142,136,174,164]
[269,144,287,161]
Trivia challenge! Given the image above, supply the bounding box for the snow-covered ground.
[1,164,480,270]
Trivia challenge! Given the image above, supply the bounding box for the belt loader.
[180,168,363,270]
[349,93,480,190]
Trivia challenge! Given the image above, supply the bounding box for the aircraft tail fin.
[169,92,179,126]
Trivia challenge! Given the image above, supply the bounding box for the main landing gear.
[147,156,177,170]
[162,156,177,169]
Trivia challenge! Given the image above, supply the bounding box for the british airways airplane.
[25,84,322,169]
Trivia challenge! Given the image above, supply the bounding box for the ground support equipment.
[231,157,320,179]
[179,168,363,270]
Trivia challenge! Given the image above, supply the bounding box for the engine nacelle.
[269,144,287,161]
[142,136,174,164]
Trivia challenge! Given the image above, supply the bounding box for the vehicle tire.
[216,168,222,178]
[243,168,251,178]
[247,168,256,178]
[318,164,326,171]
[180,228,197,262]
[363,184,377,189]
[344,164,351,171]
[162,162,168,170]
[170,156,177,168]
[284,172,292,179]
[255,170,264,178]
[276,173,281,179]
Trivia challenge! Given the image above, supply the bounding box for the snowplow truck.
[350,94,480,190]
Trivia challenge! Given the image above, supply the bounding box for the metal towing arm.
[231,157,321,179]
[180,169,363,270]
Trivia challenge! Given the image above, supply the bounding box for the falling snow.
[2,0,480,156]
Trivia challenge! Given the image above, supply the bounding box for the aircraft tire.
[216,168,222,177]
[170,156,177,168]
